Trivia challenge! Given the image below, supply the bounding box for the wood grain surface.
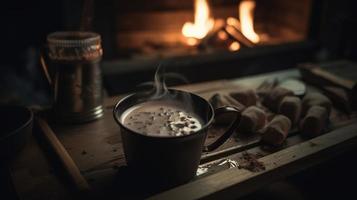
[9,68,357,199]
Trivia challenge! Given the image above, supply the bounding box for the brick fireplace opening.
[105,0,312,60]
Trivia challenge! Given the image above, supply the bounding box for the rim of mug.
[113,89,215,139]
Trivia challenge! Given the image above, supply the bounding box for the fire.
[182,0,260,48]
[239,0,260,43]
[182,0,214,40]
[229,42,241,51]
[218,30,228,40]
[187,38,199,46]
[226,17,241,30]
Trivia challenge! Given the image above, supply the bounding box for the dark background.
[1,1,357,199]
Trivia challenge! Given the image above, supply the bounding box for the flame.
[182,0,214,40]
[229,42,241,51]
[239,0,260,43]
[187,38,199,46]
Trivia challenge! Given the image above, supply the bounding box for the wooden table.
[9,68,357,199]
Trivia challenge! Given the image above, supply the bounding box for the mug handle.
[203,106,241,152]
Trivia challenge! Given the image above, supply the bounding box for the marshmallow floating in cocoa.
[302,92,332,115]
[230,88,258,107]
[261,115,291,146]
[262,87,294,112]
[300,105,329,137]
[237,106,267,134]
[278,96,302,125]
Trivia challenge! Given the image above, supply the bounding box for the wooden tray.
[10,69,357,199]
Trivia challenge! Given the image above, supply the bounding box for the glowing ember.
[182,0,214,40]
[187,38,199,46]
[218,30,228,40]
[229,41,241,51]
[239,0,260,43]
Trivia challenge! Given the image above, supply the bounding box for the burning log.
[197,21,256,50]
[224,24,255,48]
[181,0,260,51]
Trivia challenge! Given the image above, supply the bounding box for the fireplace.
[111,0,311,58]
[84,0,354,94]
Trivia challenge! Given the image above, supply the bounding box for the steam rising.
[152,64,168,99]
[136,64,194,112]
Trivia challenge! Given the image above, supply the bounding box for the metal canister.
[43,31,104,123]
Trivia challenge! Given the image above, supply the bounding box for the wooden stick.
[299,64,355,90]
[36,118,90,192]
[224,24,255,48]
[299,63,357,110]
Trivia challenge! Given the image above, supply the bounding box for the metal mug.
[41,31,104,123]
[113,89,241,189]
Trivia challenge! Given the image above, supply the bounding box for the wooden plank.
[299,64,356,90]
[150,122,357,200]
[199,117,357,177]
[10,126,73,200]
[52,108,125,173]
[57,69,331,175]
[44,68,352,177]
[63,67,351,181]
[37,118,90,192]
[10,68,356,199]
[202,105,355,164]
[230,68,300,87]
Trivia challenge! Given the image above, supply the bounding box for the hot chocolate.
[121,100,203,137]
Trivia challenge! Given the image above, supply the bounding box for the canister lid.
[47,32,101,47]
[47,31,102,62]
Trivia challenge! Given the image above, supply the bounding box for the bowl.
[0,106,33,160]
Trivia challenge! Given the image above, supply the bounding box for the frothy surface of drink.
[121,100,203,137]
